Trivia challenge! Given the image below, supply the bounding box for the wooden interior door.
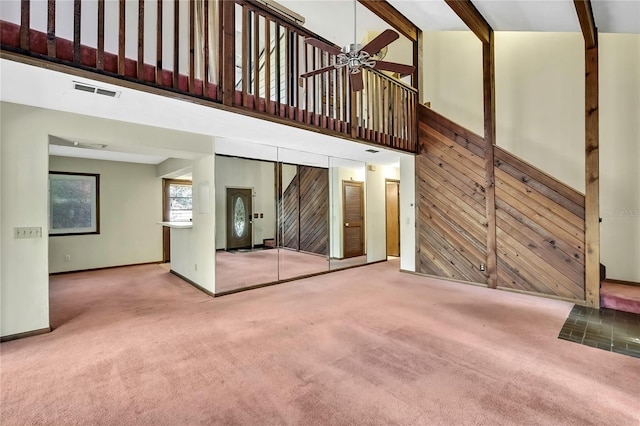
[226,188,253,249]
[343,181,364,258]
[385,180,400,257]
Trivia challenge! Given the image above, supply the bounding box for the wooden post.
[584,45,600,307]
[483,34,497,289]
[445,0,497,287]
[575,0,600,307]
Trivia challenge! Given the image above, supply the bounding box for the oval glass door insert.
[234,196,246,237]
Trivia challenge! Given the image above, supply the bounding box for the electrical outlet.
[65,255,71,262]
[14,227,42,239]
[479,263,486,272]
[195,264,198,271]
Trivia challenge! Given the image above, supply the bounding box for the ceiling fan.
[299,2,415,91]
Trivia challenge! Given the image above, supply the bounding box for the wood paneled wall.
[417,107,488,284]
[494,148,585,299]
[280,166,328,256]
[417,105,586,301]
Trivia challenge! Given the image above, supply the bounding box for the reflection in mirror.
[329,157,367,270]
[277,148,329,280]
[214,151,278,293]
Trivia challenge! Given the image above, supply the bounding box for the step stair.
[600,280,640,314]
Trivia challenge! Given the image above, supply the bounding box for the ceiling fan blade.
[350,72,364,92]
[373,60,415,76]
[361,29,399,56]
[300,65,336,78]
[304,38,342,56]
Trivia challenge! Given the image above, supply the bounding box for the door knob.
[345,223,350,227]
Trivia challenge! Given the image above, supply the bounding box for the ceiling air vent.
[72,82,121,98]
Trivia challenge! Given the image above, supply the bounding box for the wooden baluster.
[189,0,195,93]
[283,27,292,118]
[47,0,56,57]
[265,17,271,113]
[156,0,163,84]
[367,71,372,140]
[203,0,209,97]
[173,0,179,88]
[20,0,30,51]
[138,0,145,80]
[253,11,260,110]
[342,67,348,133]
[312,47,317,125]
[119,0,126,75]
[97,0,104,69]
[275,23,281,114]
[241,6,249,107]
[372,73,378,140]
[320,51,325,127]
[304,42,310,123]
[73,0,81,63]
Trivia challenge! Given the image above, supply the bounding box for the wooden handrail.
[2,0,417,153]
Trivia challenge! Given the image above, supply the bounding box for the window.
[164,180,192,222]
[49,172,100,235]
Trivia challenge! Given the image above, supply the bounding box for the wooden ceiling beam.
[574,0,597,49]
[445,0,492,44]
[358,0,418,42]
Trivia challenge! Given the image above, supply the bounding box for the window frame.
[48,171,100,236]
[163,179,193,223]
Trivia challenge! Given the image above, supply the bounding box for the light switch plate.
[14,227,42,239]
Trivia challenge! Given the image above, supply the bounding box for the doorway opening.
[162,179,193,263]
[385,179,400,257]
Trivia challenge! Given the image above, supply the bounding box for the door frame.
[226,186,254,250]
[162,178,192,263]
[342,180,364,258]
[385,179,400,257]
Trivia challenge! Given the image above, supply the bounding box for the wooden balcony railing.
[0,0,417,153]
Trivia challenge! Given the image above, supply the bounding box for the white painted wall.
[366,165,400,263]
[157,158,193,179]
[214,156,276,249]
[0,102,214,337]
[422,32,640,282]
[400,156,416,272]
[48,156,162,273]
[1,104,50,337]
[170,155,216,293]
[495,32,585,191]
[599,34,640,282]
[423,31,484,135]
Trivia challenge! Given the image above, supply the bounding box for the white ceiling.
[387,0,639,34]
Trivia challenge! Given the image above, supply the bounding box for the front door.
[343,181,364,258]
[226,188,252,249]
[385,180,400,257]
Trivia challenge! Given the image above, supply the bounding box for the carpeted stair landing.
[601,280,640,314]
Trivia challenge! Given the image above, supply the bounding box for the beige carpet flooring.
[1,260,638,425]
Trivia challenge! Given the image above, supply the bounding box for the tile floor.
[558,305,640,358]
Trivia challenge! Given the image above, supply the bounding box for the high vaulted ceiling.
[388,0,640,34]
